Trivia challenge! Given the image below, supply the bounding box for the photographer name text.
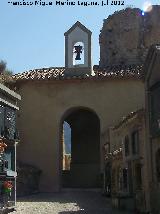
[8,0,125,6]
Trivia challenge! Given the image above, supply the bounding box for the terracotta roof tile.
[13,64,143,82]
[94,64,143,78]
[13,67,65,81]
[113,109,145,130]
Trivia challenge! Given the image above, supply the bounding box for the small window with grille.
[131,131,139,155]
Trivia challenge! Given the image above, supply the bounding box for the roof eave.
[64,21,92,36]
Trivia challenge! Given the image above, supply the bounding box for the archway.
[60,107,100,188]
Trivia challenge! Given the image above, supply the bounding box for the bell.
[74,45,82,60]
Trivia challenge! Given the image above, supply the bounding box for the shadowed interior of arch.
[61,108,101,188]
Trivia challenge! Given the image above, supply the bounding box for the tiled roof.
[113,109,145,130]
[12,64,143,82]
[94,64,143,78]
[13,67,65,81]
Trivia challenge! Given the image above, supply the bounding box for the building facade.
[145,45,160,214]
[103,109,150,212]
[8,6,160,214]
[12,20,145,192]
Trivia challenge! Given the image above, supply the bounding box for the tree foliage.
[0,60,13,75]
[0,60,14,86]
[0,60,6,74]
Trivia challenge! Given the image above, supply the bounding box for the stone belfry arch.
[64,21,92,76]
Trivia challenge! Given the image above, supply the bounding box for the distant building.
[145,44,160,213]
[104,109,150,212]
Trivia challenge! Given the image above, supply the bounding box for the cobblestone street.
[13,190,130,214]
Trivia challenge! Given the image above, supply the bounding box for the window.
[118,167,123,191]
[4,149,15,171]
[4,107,16,140]
[0,104,16,140]
[123,168,128,190]
[131,131,139,155]
[111,169,116,192]
[135,163,142,189]
[124,136,130,156]
[104,143,110,155]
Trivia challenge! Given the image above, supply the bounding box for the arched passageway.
[61,108,100,188]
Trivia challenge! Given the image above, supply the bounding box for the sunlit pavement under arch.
[13,189,131,214]
[13,189,132,214]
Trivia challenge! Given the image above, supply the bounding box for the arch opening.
[73,42,84,66]
[62,121,71,171]
[60,108,101,188]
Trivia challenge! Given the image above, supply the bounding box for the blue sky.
[0,0,160,73]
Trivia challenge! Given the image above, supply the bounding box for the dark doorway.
[61,108,100,188]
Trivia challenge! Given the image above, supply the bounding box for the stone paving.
[13,190,131,214]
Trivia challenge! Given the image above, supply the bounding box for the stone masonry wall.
[99,6,160,67]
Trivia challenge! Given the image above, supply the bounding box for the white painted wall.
[67,27,89,68]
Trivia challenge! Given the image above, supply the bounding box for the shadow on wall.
[16,161,42,196]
